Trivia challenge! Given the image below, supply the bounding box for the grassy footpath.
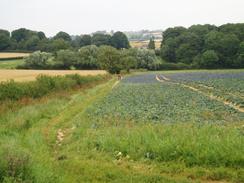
[0,78,243,182]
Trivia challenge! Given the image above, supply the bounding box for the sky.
[0,0,244,36]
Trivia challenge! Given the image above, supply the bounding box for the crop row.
[87,81,243,124]
[163,71,244,108]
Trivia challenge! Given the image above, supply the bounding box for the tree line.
[1,23,244,72]
[0,28,130,52]
[160,23,244,68]
[21,46,160,74]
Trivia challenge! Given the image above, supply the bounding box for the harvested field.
[0,69,107,82]
[0,52,30,59]
[130,40,161,48]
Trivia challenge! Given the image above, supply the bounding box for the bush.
[135,49,158,69]
[23,51,53,69]
[157,62,191,70]
[0,74,110,101]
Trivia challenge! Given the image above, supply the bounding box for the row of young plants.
[0,74,111,101]
[163,71,244,108]
[87,81,243,124]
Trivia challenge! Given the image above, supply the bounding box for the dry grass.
[130,40,161,49]
[0,52,30,59]
[0,69,107,82]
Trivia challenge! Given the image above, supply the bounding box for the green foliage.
[161,23,244,68]
[91,34,111,46]
[49,39,71,52]
[0,59,24,69]
[0,72,243,182]
[23,51,52,69]
[55,49,78,69]
[197,50,219,69]
[84,123,244,167]
[90,77,242,123]
[0,74,109,101]
[80,35,92,47]
[78,45,99,69]
[0,30,11,50]
[158,62,190,70]
[148,37,155,50]
[11,28,33,43]
[53,31,71,42]
[111,31,130,49]
[135,49,159,69]
[97,46,122,74]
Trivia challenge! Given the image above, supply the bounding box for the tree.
[78,45,99,69]
[0,29,10,37]
[91,34,111,46]
[53,31,71,42]
[239,42,244,53]
[71,36,82,48]
[176,43,198,64]
[235,54,244,68]
[199,50,219,68]
[97,46,122,74]
[120,49,137,72]
[148,37,155,50]
[163,26,187,40]
[49,39,71,52]
[24,51,52,69]
[25,36,40,51]
[111,31,130,49]
[55,50,78,69]
[11,28,31,42]
[135,49,158,69]
[80,35,92,47]
[37,31,46,40]
[0,32,11,50]
[160,38,178,62]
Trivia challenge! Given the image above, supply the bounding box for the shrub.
[157,62,190,70]
[0,145,32,182]
[0,74,110,101]
[23,51,53,69]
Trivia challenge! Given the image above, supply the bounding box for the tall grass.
[0,74,110,101]
[80,122,244,168]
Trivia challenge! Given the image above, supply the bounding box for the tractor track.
[156,74,244,113]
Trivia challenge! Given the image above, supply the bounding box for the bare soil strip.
[156,74,244,113]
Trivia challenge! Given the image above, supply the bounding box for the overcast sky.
[0,0,244,36]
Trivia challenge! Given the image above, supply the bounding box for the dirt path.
[156,74,244,113]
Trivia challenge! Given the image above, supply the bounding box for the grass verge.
[0,78,243,182]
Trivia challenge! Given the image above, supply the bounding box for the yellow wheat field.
[0,70,107,82]
[0,52,30,59]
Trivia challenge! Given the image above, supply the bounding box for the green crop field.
[0,70,243,183]
[0,59,24,69]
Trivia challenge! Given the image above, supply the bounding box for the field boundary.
[156,74,244,113]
